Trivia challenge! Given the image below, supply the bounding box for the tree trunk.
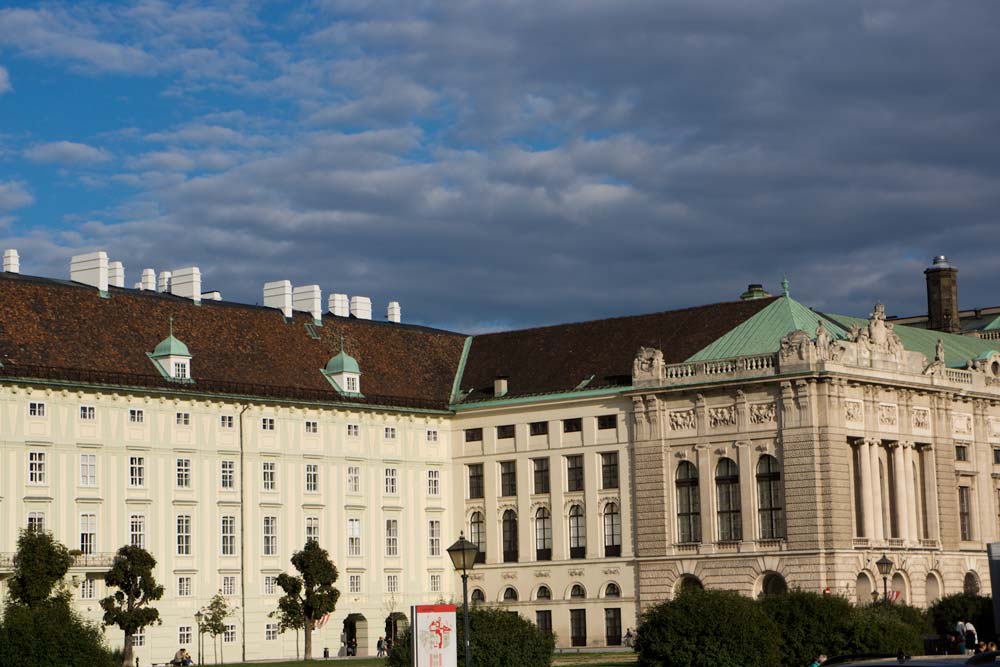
[296,629,300,660]
[304,617,313,660]
[122,632,133,667]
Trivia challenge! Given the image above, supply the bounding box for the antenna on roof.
[781,276,790,297]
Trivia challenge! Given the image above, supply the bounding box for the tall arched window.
[569,505,586,559]
[603,502,622,557]
[503,587,519,602]
[502,510,518,563]
[536,585,551,600]
[716,458,741,542]
[535,508,552,561]
[756,455,784,539]
[604,582,621,598]
[676,461,701,543]
[471,588,486,604]
[470,511,486,563]
[570,584,586,599]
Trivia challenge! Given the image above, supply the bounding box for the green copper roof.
[152,335,190,358]
[982,314,1000,331]
[325,350,360,375]
[687,296,848,362]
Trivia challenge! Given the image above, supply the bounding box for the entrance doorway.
[342,613,368,657]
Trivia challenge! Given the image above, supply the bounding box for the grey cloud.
[24,141,111,165]
[0,65,10,94]
[0,181,33,211]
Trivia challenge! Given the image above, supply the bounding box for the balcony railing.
[0,551,115,570]
[662,354,777,386]
[852,537,869,548]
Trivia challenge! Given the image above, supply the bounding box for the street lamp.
[194,610,203,666]
[876,553,894,607]
[447,532,479,667]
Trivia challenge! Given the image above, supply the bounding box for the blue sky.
[1,1,999,332]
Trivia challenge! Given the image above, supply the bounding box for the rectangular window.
[427,429,439,443]
[956,444,969,462]
[306,516,320,543]
[959,486,973,541]
[345,376,358,392]
[566,455,584,492]
[563,418,583,433]
[263,516,277,556]
[133,628,145,647]
[130,514,146,549]
[430,574,442,593]
[427,469,440,496]
[220,460,235,489]
[386,574,399,594]
[129,409,144,423]
[385,518,399,556]
[79,453,97,487]
[347,424,360,437]
[80,578,96,600]
[180,626,193,645]
[27,511,45,532]
[176,515,191,555]
[264,576,277,595]
[601,452,620,489]
[262,461,276,491]
[384,426,397,440]
[597,414,617,430]
[28,451,46,484]
[175,412,190,426]
[497,424,515,439]
[28,402,45,417]
[536,610,552,636]
[348,518,362,556]
[385,467,398,494]
[80,405,96,421]
[305,420,319,434]
[994,448,1000,465]
[79,513,97,555]
[500,461,517,497]
[428,520,441,556]
[305,464,319,493]
[221,516,236,556]
[177,576,192,597]
[570,609,587,647]
[605,608,622,646]
[129,456,145,487]
[261,417,275,431]
[530,421,549,436]
[464,428,483,442]
[176,458,191,488]
[347,465,361,494]
[220,415,234,429]
[349,574,361,593]
[173,361,188,379]
[223,625,236,643]
[265,624,278,641]
[222,575,236,597]
[468,463,484,499]
[533,458,550,494]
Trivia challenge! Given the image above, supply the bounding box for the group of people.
[375,635,393,657]
[170,648,194,666]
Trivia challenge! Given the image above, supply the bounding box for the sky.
[0,1,998,333]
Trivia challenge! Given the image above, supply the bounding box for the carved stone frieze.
[602,568,621,575]
[912,408,930,430]
[708,405,736,428]
[568,569,585,577]
[844,400,864,424]
[878,404,898,427]
[669,409,696,431]
[749,402,776,425]
[953,413,973,437]
[501,572,517,580]
[534,570,550,578]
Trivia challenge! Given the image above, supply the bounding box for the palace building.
[0,249,996,661]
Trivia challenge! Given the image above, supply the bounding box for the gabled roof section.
[457,297,778,402]
[687,296,848,362]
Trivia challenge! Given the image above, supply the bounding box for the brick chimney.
[925,255,960,334]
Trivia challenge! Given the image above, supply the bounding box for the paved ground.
[221,648,638,667]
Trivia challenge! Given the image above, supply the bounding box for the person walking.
[955,620,967,655]
[623,628,634,648]
[377,636,385,657]
[964,618,978,655]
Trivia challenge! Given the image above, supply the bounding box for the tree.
[100,545,165,667]
[760,590,856,666]
[269,592,305,659]
[199,592,234,665]
[276,540,340,660]
[7,525,73,606]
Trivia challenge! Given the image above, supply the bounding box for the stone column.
[890,442,910,541]
[868,439,884,541]
[903,442,919,543]
[857,439,875,539]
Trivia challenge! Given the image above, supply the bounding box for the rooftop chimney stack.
[293,284,323,321]
[157,270,172,293]
[3,249,19,273]
[202,291,222,301]
[140,268,156,291]
[494,375,509,397]
[70,251,109,293]
[387,301,401,323]
[925,255,960,334]
[328,293,350,317]
[108,261,125,288]
[263,280,293,318]
[171,267,202,303]
[350,296,372,320]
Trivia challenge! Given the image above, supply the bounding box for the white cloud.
[24,141,111,165]
[0,181,33,211]
[0,66,11,94]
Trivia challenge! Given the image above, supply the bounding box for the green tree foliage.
[844,605,926,656]
[928,594,995,642]
[387,606,554,667]
[276,540,340,660]
[199,592,233,664]
[7,526,73,606]
[636,588,781,667]
[760,590,856,666]
[100,545,165,667]
[269,589,305,659]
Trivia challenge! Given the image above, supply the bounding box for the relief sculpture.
[709,405,736,428]
[912,408,930,430]
[953,413,973,436]
[749,402,776,425]
[669,409,696,431]
[878,404,898,427]
[844,401,863,423]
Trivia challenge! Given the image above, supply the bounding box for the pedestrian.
[807,654,827,667]
[377,636,385,657]
[964,618,978,655]
[955,620,967,655]
[623,628,634,648]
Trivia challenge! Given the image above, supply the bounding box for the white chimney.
[141,268,156,291]
[70,251,109,292]
[108,261,124,288]
[171,267,202,303]
[494,375,509,397]
[350,296,372,320]
[202,291,222,301]
[263,280,293,318]
[328,293,350,317]
[293,284,323,321]
[387,301,401,323]
[3,249,19,273]
[157,270,172,293]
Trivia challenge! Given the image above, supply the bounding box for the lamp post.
[876,553,894,607]
[447,532,480,667]
[194,610,203,666]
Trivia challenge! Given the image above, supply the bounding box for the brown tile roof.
[0,273,466,411]
[457,297,779,402]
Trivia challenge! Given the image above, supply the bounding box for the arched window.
[716,458,741,542]
[503,587,519,602]
[926,572,941,604]
[603,502,622,557]
[536,585,551,600]
[471,588,486,604]
[675,575,703,594]
[502,510,518,563]
[470,511,486,563]
[760,572,787,597]
[569,505,586,559]
[856,572,873,605]
[676,461,701,543]
[964,572,980,596]
[605,583,621,598]
[535,508,552,561]
[756,455,784,539]
[570,584,586,599]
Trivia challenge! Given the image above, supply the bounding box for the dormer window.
[148,317,193,382]
[345,376,358,392]
[174,361,188,379]
[321,336,363,397]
